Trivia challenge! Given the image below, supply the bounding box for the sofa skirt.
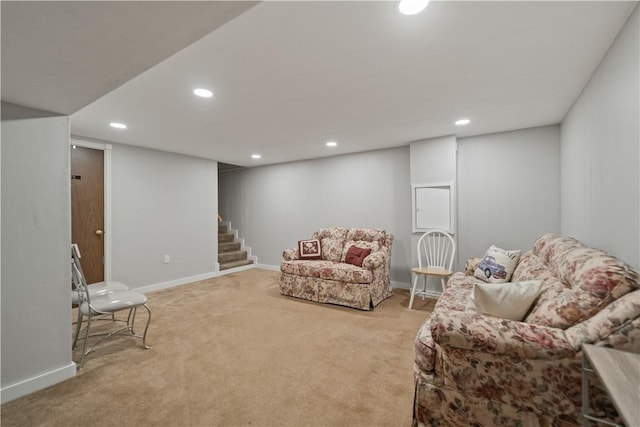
[412,378,564,427]
[279,272,391,310]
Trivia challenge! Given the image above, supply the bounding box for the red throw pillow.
[344,245,371,267]
[298,239,323,260]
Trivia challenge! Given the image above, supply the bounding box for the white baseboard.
[391,280,412,290]
[218,263,255,274]
[136,271,220,294]
[135,264,268,294]
[255,263,280,272]
[1,362,76,404]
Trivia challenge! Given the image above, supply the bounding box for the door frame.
[70,137,113,281]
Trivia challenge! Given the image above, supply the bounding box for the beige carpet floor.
[1,269,435,427]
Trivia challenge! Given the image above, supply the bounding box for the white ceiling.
[2,1,636,167]
[1,1,258,114]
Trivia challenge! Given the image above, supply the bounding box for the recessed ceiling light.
[326,141,338,147]
[251,154,261,159]
[455,119,471,126]
[399,0,429,15]
[194,88,213,98]
[110,122,127,129]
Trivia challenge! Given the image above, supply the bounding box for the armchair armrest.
[430,310,576,359]
[464,257,481,275]
[282,248,300,261]
[362,251,387,270]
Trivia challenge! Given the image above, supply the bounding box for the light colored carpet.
[1,268,435,427]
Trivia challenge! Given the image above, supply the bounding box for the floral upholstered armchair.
[279,227,394,310]
[413,233,640,426]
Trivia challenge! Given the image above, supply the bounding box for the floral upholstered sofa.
[413,233,640,426]
[279,227,394,310]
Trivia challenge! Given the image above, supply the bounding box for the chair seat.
[412,267,453,277]
[79,290,148,315]
[71,281,130,304]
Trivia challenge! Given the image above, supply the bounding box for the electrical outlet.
[164,255,170,264]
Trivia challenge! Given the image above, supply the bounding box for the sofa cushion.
[344,245,371,267]
[439,272,481,311]
[345,227,392,245]
[524,234,640,328]
[298,239,322,260]
[466,280,543,321]
[511,251,557,285]
[320,238,346,262]
[280,260,373,284]
[341,240,380,262]
[565,290,640,349]
[474,245,521,283]
[312,227,349,262]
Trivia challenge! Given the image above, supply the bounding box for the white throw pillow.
[466,280,543,321]
[474,245,521,283]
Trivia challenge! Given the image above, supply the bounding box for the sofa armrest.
[362,251,386,270]
[430,310,576,359]
[464,257,481,275]
[282,248,300,261]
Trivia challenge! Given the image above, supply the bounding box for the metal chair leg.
[72,309,83,350]
[77,312,93,369]
[140,304,152,349]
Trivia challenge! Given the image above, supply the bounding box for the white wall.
[561,4,639,269]
[110,143,219,290]
[457,125,561,264]
[219,147,413,283]
[1,102,76,403]
[410,135,457,294]
[219,127,563,287]
[410,136,457,185]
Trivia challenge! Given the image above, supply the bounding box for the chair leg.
[72,309,83,350]
[441,278,446,293]
[77,312,93,369]
[126,307,137,334]
[422,275,428,300]
[76,304,151,368]
[140,304,152,349]
[409,275,419,309]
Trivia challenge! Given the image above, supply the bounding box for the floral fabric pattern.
[280,260,373,284]
[312,227,349,262]
[340,240,380,262]
[413,233,640,426]
[280,227,393,310]
[521,234,640,329]
[464,257,481,276]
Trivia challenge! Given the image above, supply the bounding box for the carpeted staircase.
[218,223,254,270]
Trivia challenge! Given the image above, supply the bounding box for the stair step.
[218,233,235,243]
[220,259,254,270]
[218,250,248,263]
[219,242,241,253]
[218,224,228,234]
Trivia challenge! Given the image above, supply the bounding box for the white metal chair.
[409,230,456,309]
[71,247,151,368]
[71,243,129,305]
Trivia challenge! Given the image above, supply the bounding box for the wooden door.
[71,146,104,284]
